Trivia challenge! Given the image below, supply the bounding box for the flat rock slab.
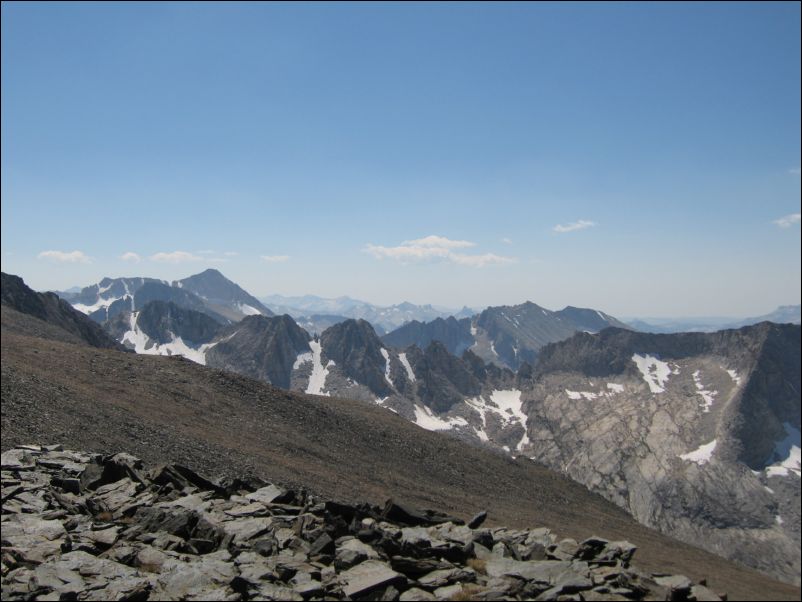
[485,557,587,584]
[340,560,404,598]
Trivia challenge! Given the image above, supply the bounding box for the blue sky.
[2,1,800,317]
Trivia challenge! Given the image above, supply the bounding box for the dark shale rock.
[382,499,464,527]
[468,510,488,529]
[0,445,723,602]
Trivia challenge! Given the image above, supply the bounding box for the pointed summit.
[174,270,273,319]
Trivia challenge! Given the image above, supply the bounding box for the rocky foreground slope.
[2,445,725,601]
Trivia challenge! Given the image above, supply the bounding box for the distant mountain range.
[260,293,475,333]
[56,269,273,324]
[626,305,801,333]
[383,302,630,370]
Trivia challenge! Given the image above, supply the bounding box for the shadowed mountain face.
[382,301,630,371]
[382,316,474,356]
[473,302,597,369]
[1,272,126,351]
[414,341,483,413]
[174,269,273,320]
[132,282,231,324]
[106,301,224,348]
[2,315,800,600]
[205,315,311,389]
[555,306,631,333]
[320,319,394,398]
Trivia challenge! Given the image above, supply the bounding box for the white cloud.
[789,167,801,175]
[119,252,141,263]
[449,253,517,267]
[501,237,513,245]
[223,251,239,257]
[553,220,596,233]
[365,244,451,262]
[261,255,290,263]
[364,235,515,268]
[400,235,476,249]
[773,213,801,228]
[197,249,216,255]
[150,251,203,263]
[38,250,91,263]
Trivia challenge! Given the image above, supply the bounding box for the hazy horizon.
[2,2,800,317]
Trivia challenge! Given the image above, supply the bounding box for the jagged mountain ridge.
[105,300,224,364]
[60,269,270,324]
[383,301,630,370]
[106,301,311,388]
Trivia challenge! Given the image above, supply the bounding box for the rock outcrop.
[1,445,724,601]
[520,324,802,585]
[0,273,127,351]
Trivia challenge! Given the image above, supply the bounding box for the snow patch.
[398,352,416,382]
[73,296,123,315]
[726,369,742,386]
[776,515,784,525]
[413,405,468,431]
[306,340,333,396]
[565,390,598,401]
[765,423,801,478]
[237,303,262,316]
[632,354,673,393]
[491,390,530,451]
[122,281,134,312]
[380,348,394,388]
[465,390,530,450]
[680,439,717,465]
[293,351,313,370]
[692,370,717,412]
[470,323,477,336]
[120,312,216,365]
[606,383,625,393]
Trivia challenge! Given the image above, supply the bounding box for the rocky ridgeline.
[1,446,724,602]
